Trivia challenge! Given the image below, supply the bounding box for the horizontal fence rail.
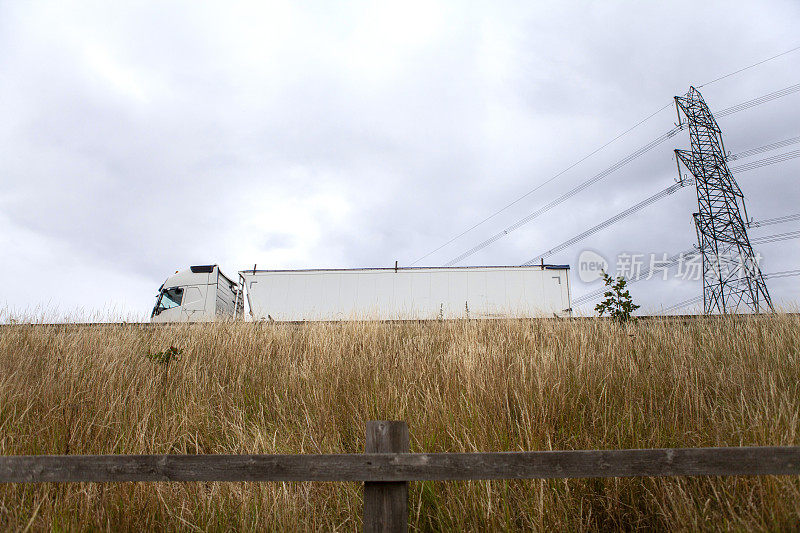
[2,447,800,484]
[3,421,800,532]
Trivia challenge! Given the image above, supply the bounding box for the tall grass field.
[1,315,800,530]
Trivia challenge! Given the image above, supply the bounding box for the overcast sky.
[1,1,799,320]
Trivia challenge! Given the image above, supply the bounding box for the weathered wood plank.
[1,447,799,484]
[363,421,409,533]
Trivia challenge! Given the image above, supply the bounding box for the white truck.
[151,264,572,322]
[151,265,242,322]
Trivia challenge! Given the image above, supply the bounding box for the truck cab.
[150,265,242,322]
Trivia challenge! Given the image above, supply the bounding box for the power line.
[765,268,800,280]
[729,149,800,173]
[716,83,800,118]
[521,136,799,266]
[660,295,704,314]
[411,82,800,268]
[749,213,800,228]
[727,135,800,161]
[698,44,800,88]
[751,229,800,245]
[407,102,675,266]
[660,268,800,314]
[528,146,797,269]
[522,180,690,265]
[443,83,800,267]
[442,126,683,266]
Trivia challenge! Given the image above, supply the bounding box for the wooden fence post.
[363,421,409,533]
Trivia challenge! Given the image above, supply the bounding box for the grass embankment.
[1,316,800,531]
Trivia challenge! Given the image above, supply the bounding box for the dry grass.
[1,315,800,531]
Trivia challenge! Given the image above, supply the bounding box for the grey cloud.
[1,0,799,316]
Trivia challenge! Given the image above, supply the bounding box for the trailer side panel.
[241,266,571,321]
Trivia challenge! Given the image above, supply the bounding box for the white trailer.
[241,265,571,321]
[150,264,571,322]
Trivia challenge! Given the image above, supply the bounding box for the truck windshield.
[155,287,183,314]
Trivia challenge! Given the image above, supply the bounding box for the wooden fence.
[2,421,800,532]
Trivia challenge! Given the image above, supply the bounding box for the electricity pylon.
[674,86,773,314]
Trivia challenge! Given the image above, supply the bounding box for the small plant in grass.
[145,346,182,366]
[146,346,183,386]
[595,271,640,323]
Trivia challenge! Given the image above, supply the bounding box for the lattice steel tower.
[674,86,773,314]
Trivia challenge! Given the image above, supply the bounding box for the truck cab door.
[179,286,208,321]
